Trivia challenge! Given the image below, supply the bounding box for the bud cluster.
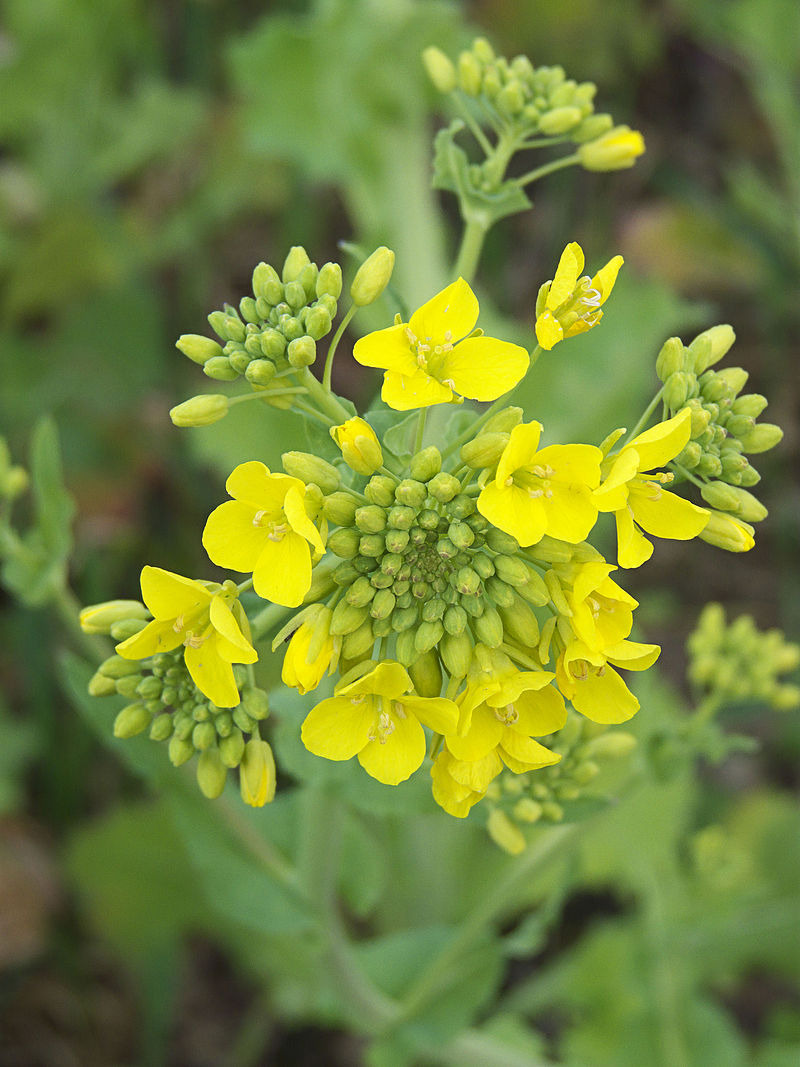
[485,715,637,854]
[88,611,271,799]
[176,245,342,400]
[687,603,800,711]
[424,37,642,172]
[656,326,783,532]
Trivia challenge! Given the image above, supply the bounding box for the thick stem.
[323,305,358,391]
[453,217,490,284]
[414,407,428,454]
[299,368,353,425]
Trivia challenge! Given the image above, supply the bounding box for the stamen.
[253,510,267,526]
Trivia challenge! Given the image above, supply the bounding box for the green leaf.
[338,811,387,918]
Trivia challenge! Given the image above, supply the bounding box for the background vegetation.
[0,1,797,1064]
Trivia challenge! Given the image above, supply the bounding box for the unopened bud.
[457,51,482,95]
[409,446,442,482]
[699,511,755,553]
[415,620,444,654]
[427,471,461,503]
[170,394,229,428]
[461,433,509,469]
[113,702,152,739]
[239,739,276,806]
[331,417,383,476]
[176,334,224,365]
[662,372,694,410]
[282,246,311,284]
[203,356,238,381]
[487,809,526,855]
[687,324,736,374]
[423,46,457,93]
[80,599,148,635]
[316,262,342,300]
[655,337,685,382]
[539,105,583,135]
[350,247,395,306]
[409,650,443,697]
[738,423,783,454]
[578,126,645,171]
[473,606,504,647]
[195,748,227,799]
[572,113,614,143]
[281,451,339,494]
[323,491,357,526]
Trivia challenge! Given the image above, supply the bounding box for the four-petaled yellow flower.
[478,420,602,547]
[116,566,257,708]
[594,409,709,568]
[432,649,565,817]
[563,560,638,653]
[301,661,459,785]
[556,638,660,724]
[203,461,325,607]
[535,242,623,351]
[353,278,529,411]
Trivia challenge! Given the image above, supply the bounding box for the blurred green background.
[1,1,798,1064]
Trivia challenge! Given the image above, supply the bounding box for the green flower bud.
[383,529,409,554]
[455,567,481,595]
[363,475,394,507]
[497,81,526,117]
[303,304,332,341]
[499,596,540,645]
[391,606,418,633]
[424,471,458,504]
[699,510,755,552]
[359,533,385,557]
[438,631,471,679]
[655,337,686,382]
[116,675,143,698]
[113,702,152,739]
[410,446,442,482]
[202,356,238,381]
[448,521,474,551]
[662,372,694,410]
[487,809,526,855]
[687,324,735,374]
[449,494,476,520]
[330,600,369,636]
[148,714,173,742]
[135,675,162,701]
[252,262,283,304]
[461,433,509,469]
[461,595,485,619]
[539,105,583,134]
[370,588,396,620]
[108,619,147,643]
[485,528,519,554]
[219,730,246,769]
[714,366,748,397]
[98,655,142,680]
[354,504,386,534]
[422,46,457,93]
[695,452,722,478]
[731,393,767,419]
[281,451,339,494]
[738,465,761,487]
[725,413,755,440]
[415,620,444,654]
[237,297,258,324]
[395,629,417,667]
[331,418,383,476]
[457,50,482,95]
[278,314,304,342]
[196,748,227,799]
[738,423,783,454]
[323,492,357,526]
[168,736,195,767]
[676,441,702,469]
[342,619,376,659]
[394,479,427,507]
[485,576,515,608]
[284,279,307,312]
[571,113,614,143]
[297,262,318,301]
[350,247,395,307]
[409,650,443,697]
[287,335,316,368]
[192,721,217,751]
[80,599,148,635]
[170,394,230,428]
[260,328,286,360]
[176,334,224,365]
[239,739,277,807]
[316,262,342,299]
[386,504,415,530]
[232,705,255,733]
[88,672,118,697]
[473,606,504,647]
[282,246,311,284]
[493,554,530,587]
[328,527,361,559]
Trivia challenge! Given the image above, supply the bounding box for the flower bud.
[330,600,369,636]
[427,471,461,503]
[350,247,395,306]
[439,631,472,678]
[461,433,509,469]
[176,334,224,365]
[303,304,332,341]
[80,599,149,635]
[342,619,376,659]
[578,126,645,171]
[323,491,357,526]
[88,672,118,697]
[540,105,583,134]
[499,596,540,646]
[409,650,443,697]
[497,82,526,117]
[331,418,383,476]
[487,809,526,855]
[572,113,614,143]
[687,324,736,374]
[473,606,504,647]
[170,394,230,428]
[485,528,520,554]
[239,739,276,807]
[252,262,282,304]
[281,451,340,494]
[409,446,442,482]
[662,372,694,410]
[415,620,444,654]
[738,423,783,454]
[655,337,685,382]
[113,702,152,739]
[493,554,530,587]
[699,511,755,553]
[457,51,482,95]
[219,730,246,769]
[202,356,238,381]
[455,567,481,595]
[695,452,722,478]
[365,475,395,507]
[195,748,227,799]
[328,527,361,558]
[422,46,457,93]
[728,487,767,523]
[281,246,311,284]
[482,407,523,435]
[394,479,427,507]
[286,335,316,368]
[355,504,387,534]
[316,262,342,299]
[676,441,702,469]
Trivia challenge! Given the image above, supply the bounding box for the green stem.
[53,586,109,662]
[454,216,490,284]
[397,824,576,1021]
[250,602,295,641]
[454,91,495,157]
[622,386,665,446]
[228,388,308,407]
[299,367,353,425]
[669,461,705,491]
[414,407,428,453]
[514,152,580,188]
[323,305,358,391]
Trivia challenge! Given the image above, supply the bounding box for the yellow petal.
[591,255,624,304]
[116,618,183,660]
[535,310,564,350]
[225,461,297,511]
[283,484,325,554]
[353,322,418,375]
[606,639,661,671]
[543,481,599,543]
[445,747,503,792]
[209,596,257,663]
[252,532,312,607]
[496,422,543,485]
[514,685,568,735]
[568,664,640,724]
[404,695,459,736]
[629,484,710,540]
[409,277,479,346]
[302,696,373,760]
[500,731,560,769]
[447,705,504,761]
[339,661,411,701]
[381,369,454,411]
[183,641,240,708]
[546,242,584,309]
[489,669,555,705]
[358,713,426,785]
[615,507,653,569]
[203,500,271,572]
[431,754,484,817]
[594,448,639,511]
[628,409,692,472]
[477,482,548,548]
[440,337,529,401]
[140,566,208,620]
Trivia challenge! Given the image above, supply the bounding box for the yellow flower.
[577,126,645,171]
[300,661,458,785]
[116,566,256,708]
[594,409,709,568]
[535,242,624,351]
[556,638,660,724]
[239,739,277,807]
[353,278,529,411]
[563,561,638,653]
[477,421,602,547]
[432,649,565,818]
[202,461,325,607]
[330,417,383,475]
[281,605,338,695]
